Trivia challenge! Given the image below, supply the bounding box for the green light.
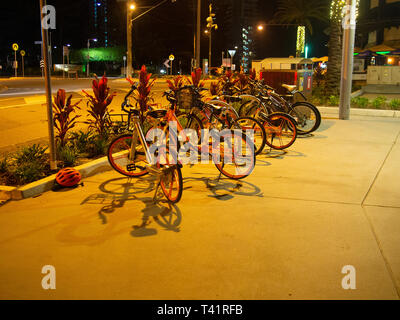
[376,51,391,55]
[353,53,359,56]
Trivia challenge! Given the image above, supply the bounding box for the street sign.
[20,50,26,57]
[164,59,171,68]
[228,50,236,58]
[12,43,19,51]
[169,54,175,61]
[40,60,45,68]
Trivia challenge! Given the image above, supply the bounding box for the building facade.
[89,0,110,47]
[218,0,259,72]
[358,0,400,48]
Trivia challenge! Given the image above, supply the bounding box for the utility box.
[367,66,400,85]
[257,57,314,97]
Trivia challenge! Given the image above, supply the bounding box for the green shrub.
[57,144,77,167]
[351,97,369,108]
[13,144,47,166]
[13,161,47,184]
[389,99,400,110]
[371,96,387,109]
[87,134,109,158]
[328,95,339,106]
[69,130,94,155]
[0,157,8,173]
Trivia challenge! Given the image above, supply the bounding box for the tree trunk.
[326,20,343,96]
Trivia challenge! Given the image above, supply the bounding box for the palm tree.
[326,0,360,96]
[326,0,345,96]
[274,0,328,57]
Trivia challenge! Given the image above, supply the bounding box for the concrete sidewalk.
[0,116,399,299]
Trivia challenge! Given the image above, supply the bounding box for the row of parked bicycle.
[106,77,322,204]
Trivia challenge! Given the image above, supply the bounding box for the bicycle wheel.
[107,134,149,177]
[289,102,321,135]
[263,113,297,150]
[176,112,203,143]
[213,130,256,180]
[239,100,259,117]
[231,116,266,155]
[159,164,183,203]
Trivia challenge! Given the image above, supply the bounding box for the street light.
[87,38,97,78]
[257,25,264,31]
[126,2,136,78]
[126,0,176,77]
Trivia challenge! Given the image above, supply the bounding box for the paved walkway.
[0,116,400,299]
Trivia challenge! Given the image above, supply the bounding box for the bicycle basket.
[176,88,195,112]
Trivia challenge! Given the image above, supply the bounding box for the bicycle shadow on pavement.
[183,175,263,201]
[57,175,184,244]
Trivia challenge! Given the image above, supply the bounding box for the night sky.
[0,0,329,73]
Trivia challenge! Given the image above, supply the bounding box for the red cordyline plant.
[185,68,205,88]
[82,75,116,135]
[166,75,184,93]
[209,81,221,96]
[53,89,81,146]
[249,68,257,80]
[127,65,155,123]
[219,70,239,94]
[237,72,249,93]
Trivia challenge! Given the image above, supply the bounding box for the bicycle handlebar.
[121,83,138,113]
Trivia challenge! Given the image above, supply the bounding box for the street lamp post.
[127,2,135,78]
[196,0,201,69]
[87,38,97,78]
[205,4,217,74]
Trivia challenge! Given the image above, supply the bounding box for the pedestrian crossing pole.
[40,0,57,170]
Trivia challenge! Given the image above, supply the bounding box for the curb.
[317,106,400,118]
[0,156,112,201]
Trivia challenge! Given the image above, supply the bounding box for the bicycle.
[148,89,257,180]
[240,79,321,135]
[174,86,266,156]
[107,84,183,204]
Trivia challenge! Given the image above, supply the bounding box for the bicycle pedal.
[126,164,136,172]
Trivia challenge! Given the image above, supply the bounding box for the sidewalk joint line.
[361,206,400,299]
[361,128,400,206]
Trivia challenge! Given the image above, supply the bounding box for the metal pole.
[62,50,65,79]
[14,51,17,77]
[22,56,24,77]
[40,0,57,170]
[196,0,201,68]
[209,31,212,74]
[86,40,90,78]
[127,4,133,78]
[339,0,356,120]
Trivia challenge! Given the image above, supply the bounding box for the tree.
[274,0,328,57]
[326,0,360,96]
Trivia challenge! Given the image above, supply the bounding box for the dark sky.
[0,0,329,73]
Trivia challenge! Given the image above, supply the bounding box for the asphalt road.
[0,77,171,97]
[0,77,203,154]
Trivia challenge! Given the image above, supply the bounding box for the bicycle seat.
[205,103,226,114]
[225,95,242,103]
[147,109,167,119]
[282,84,297,92]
